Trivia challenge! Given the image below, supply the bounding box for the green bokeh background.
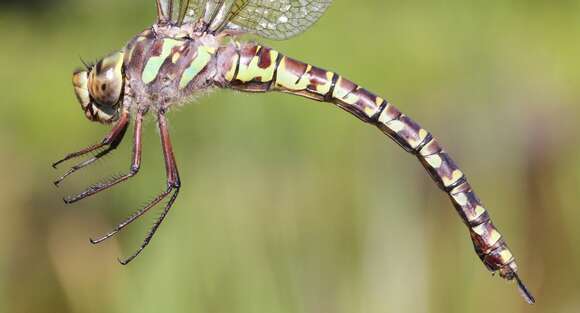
[1,1,579,312]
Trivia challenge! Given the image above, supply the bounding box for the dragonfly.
[53,0,535,304]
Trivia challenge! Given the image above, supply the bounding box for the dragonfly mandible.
[53,0,535,304]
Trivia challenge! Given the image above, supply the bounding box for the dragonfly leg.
[62,110,144,204]
[54,148,119,186]
[52,110,130,169]
[117,110,180,265]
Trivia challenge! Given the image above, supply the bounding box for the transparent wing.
[227,0,332,40]
[174,0,208,25]
[174,0,332,40]
[156,0,173,22]
[156,0,193,23]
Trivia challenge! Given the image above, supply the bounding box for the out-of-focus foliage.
[0,1,579,312]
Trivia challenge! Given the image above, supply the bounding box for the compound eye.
[89,51,124,107]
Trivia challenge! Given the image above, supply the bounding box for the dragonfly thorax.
[72,51,125,124]
[119,29,222,112]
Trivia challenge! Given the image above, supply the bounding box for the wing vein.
[173,0,332,40]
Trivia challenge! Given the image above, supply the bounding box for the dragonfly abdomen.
[218,42,533,302]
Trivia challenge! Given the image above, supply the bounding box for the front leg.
[61,109,144,203]
[52,110,130,182]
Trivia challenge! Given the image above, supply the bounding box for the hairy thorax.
[121,26,224,113]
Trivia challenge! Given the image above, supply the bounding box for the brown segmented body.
[218,41,530,295]
[55,0,534,304]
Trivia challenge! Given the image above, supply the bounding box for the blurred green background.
[1,0,579,312]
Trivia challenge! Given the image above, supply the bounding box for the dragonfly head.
[72,51,125,124]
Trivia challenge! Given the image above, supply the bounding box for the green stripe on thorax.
[179,45,216,89]
[142,38,185,84]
